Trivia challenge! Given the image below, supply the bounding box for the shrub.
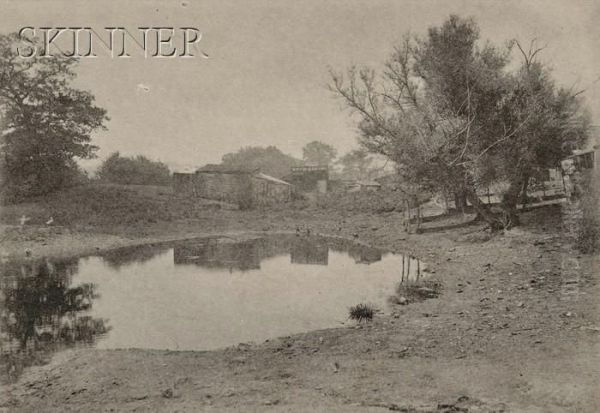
[97,152,171,186]
[348,303,375,322]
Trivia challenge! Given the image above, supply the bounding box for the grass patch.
[348,303,375,322]
[0,183,233,232]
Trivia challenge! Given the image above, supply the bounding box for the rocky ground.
[1,203,599,412]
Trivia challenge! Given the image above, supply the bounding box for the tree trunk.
[464,189,504,230]
[454,191,467,213]
[520,175,531,209]
[501,176,526,228]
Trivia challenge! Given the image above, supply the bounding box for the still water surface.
[0,235,423,381]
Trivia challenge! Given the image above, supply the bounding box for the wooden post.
[542,181,546,198]
[444,192,449,214]
[404,198,411,233]
[401,254,405,283]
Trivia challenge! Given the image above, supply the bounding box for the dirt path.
[1,207,599,412]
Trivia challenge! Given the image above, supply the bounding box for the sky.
[1,0,599,172]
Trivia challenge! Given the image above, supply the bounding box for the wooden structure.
[286,165,329,193]
[562,147,598,172]
[352,180,382,192]
[173,167,292,208]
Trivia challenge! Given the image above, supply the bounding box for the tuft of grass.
[348,303,375,322]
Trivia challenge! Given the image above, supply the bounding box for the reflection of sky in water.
[0,236,424,381]
[74,238,423,351]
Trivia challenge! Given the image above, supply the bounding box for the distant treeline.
[219,145,302,178]
[97,152,171,185]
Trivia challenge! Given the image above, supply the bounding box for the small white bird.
[19,215,30,226]
[46,217,54,225]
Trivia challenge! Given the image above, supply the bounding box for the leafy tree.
[331,15,590,228]
[220,145,301,178]
[302,141,337,166]
[489,51,589,223]
[0,33,108,201]
[337,148,375,180]
[97,152,171,185]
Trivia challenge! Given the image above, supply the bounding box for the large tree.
[331,15,589,228]
[337,148,375,180]
[302,141,337,166]
[220,145,301,178]
[489,51,589,223]
[0,32,108,200]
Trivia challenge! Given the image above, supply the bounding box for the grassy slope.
[0,183,233,231]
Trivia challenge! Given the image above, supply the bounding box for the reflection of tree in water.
[101,244,171,269]
[347,245,382,264]
[0,259,109,383]
[399,254,422,284]
[388,255,440,305]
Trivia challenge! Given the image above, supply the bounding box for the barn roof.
[254,172,292,186]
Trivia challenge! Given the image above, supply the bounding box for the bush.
[97,152,171,186]
[1,160,89,205]
[348,303,375,321]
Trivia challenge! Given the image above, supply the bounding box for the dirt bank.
[1,206,599,412]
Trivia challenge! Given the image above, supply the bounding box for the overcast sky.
[1,0,598,171]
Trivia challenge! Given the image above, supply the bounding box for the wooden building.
[173,166,292,208]
[562,147,598,172]
[284,165,329,193]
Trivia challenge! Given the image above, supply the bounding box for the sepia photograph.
[0,1,598,411]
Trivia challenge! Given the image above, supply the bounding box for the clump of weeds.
[349,303,375,322]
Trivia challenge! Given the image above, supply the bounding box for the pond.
[0,235,424,382]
